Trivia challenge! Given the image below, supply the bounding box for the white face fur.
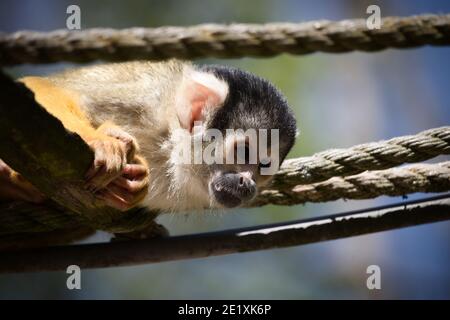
[142,67,283,212]
[141,69,231,212]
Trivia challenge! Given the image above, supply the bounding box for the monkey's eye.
[259,159,272,168]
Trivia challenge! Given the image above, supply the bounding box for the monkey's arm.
[3,77,150,211]
[20,77,108,144]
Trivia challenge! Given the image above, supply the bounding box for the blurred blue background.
[0,0,449,299]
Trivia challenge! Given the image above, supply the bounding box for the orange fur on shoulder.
[19,76,100,142]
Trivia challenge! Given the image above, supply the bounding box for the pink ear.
[176,71,228,132]
[189,83,223,128]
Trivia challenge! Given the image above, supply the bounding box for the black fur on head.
[200,65,297,163]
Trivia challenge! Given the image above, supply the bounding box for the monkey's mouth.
[208,171,257,208]
[208,181,243,208]
[211,188,243,208]
[209,181,257,209]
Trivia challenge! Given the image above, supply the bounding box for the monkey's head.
[172,64,297,209]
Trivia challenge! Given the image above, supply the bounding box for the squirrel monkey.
[0,60,297,212]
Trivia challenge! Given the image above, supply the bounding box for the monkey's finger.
[87,168,119,193]
[85,165,107,192]
[129,187,148,206]
[122,164,149,180]
[88,166,123,193]
[109,180,149,201]
[96,190,134,212]
[102,126,138,161]
[86,141,126,191]
[101,147,126,187]
[85,140,108,180]
[112,177,149,193]
[85,155,106,181]
[86,139,120,176]
[105,184,148,208]
[85,165,98,181]
[105,185,136,203]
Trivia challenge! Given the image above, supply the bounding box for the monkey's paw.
[85,124,139,192]
[0,159,46,203]
[96,156,150,211]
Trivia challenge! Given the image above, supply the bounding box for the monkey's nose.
[235,172,256,201]
[211,172,257,208]
[238,171,252,185]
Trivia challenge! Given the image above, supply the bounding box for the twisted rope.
[2,159,449,236]
[1,14,450,65]
[252,161,450,206]
[272,126,450,188]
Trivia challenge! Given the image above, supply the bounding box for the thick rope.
[252,161,450,206]
[1,14,450,65]
[2,160,449,236]
[272,126,450,188]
